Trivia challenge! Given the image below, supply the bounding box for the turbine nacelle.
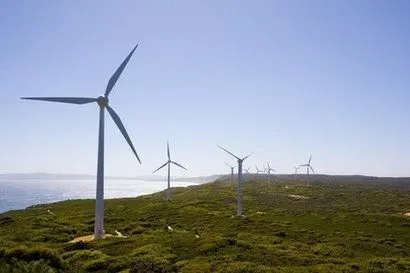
[97,96,109,107]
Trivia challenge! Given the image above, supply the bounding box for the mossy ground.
[0,177,409,272]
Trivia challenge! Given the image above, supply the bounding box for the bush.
[63,250,107,264]
[275,231,286,238]
[312,244,332,256]
[129,257,176,273]
[107,259,130,273]
[131,226,146,235]
[0,216,14,225]
[63,241,91,252]
[3,247,64,269]
[84,258,110,271]
[0,258,56,273]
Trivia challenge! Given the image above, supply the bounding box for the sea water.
[0,179,198,213]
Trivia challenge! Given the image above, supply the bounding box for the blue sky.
[0,1,409,177]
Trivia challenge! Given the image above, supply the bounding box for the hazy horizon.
[1,171,410,179]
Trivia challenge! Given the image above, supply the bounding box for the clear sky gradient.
[0,1,409,177]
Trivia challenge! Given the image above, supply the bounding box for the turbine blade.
[217,145,240,160]
[225,162,232,168]
[309,155,312,163]
[167,141,170,160]
[267,161,271,169]
[106,105,141,163]
[105,44,138,97]
[300,164,308,167]
[21,97,97,105]
[153,162,168,173]
[171,161,187,170]
[310,165,315,174]
[242,153,253,161]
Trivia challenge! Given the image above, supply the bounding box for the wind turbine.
[244,167,251,174]
[21,45,141,239]
[255,165,264,174]
[300,155,315,175]
[218,145,252,216]
[225,163,235,185]
[293,166,300,179]
[153,142,187,201]
[265,161,277,183]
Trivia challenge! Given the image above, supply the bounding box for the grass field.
[0,176,409,272]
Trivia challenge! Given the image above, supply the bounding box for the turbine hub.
[97,96,109,107]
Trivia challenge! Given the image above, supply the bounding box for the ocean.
[0,179,198,213]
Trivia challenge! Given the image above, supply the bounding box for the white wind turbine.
[255,165,264,174]
[244,167,251,174]
[218,145,252,216]
[293,166,300,179]
[21,45,141,239]
[153,142,187,200]
[300,155,315,175]
[225,162,235,185]
[265,161,277,183]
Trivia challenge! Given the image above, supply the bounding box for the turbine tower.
[293,166,300,179]
[225,163,235,185]
[153,142,187,200]
[21,45,141,239]
[300,155,315,175]
[218,145,252,216]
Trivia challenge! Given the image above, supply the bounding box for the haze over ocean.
[0,179,197,213]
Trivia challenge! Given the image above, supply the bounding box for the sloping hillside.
[0,178,409,272]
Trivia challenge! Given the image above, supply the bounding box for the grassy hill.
[0,177,409,272]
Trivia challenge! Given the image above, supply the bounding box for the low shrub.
[63,241,91,252]
[129,257,176,273]
[0,258,56,273]
[3,246,64,269]
[84,257,111,271]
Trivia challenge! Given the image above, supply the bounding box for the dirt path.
[69,230,126,243]
[288,194,309,200]
[69,235,95,243]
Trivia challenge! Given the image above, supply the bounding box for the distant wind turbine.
[255,165,264,174]
[265,161,277,183]
[21,45,141,239]
[293,166,300,175]
[300,155,315,175]
[225,163,235,185]
[244,167,251,174]
[153,142,187,200]
[218,145,252,216]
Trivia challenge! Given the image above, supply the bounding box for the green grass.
[0,178,409,272]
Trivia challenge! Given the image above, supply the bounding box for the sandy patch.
[404,212,410,217]
[115,230,126,237]
[288,194,309,200]
[69,231,126,243]
[69,235,95,243]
